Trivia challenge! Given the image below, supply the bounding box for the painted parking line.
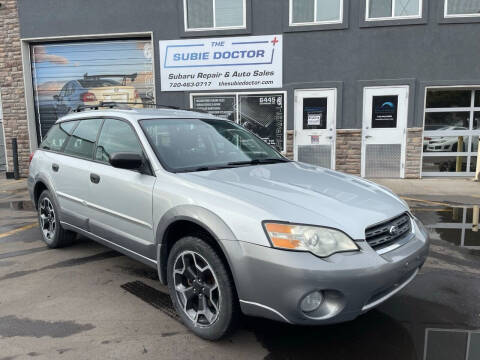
[0,223,38,239]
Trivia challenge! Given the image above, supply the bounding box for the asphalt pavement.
[0,177,479,360]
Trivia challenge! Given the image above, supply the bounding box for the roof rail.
[69,102,180,113]
[68,102,215,115]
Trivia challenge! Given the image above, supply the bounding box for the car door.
[52,118,103,230]
[87,118,156,260]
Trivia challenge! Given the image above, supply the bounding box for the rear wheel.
[38,190,76,248]
[167,236,238,340]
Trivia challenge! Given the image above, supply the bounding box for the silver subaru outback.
[28,107,429,340]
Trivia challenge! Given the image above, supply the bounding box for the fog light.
[300,291,324,313]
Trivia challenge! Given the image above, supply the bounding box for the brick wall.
[0,0,29,177]
[335,129,362,175]
[285,130,294,160]
[405,127,423,179]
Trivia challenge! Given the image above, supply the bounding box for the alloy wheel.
[173,251,221,327]
[39,197,56,241]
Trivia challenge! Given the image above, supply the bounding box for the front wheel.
[167,236,238,340]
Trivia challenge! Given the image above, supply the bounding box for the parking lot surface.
[0,179,479,360]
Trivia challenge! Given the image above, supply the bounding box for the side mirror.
[110,152,144,170]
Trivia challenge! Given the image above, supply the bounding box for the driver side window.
[95,119,143,164]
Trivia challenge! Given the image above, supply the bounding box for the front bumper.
[223,222,429,325]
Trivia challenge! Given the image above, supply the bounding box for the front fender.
[155,205,237,284]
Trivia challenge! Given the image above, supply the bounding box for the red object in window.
[134,90,140,99]
[81,92,97,102]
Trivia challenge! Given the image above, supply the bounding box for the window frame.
[444,0,480,18]
[183,0,247,32]
[365,0,423,21]
[421,87,480,177]
[289,0,344,26]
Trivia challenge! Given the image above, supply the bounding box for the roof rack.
[70,102,180,113]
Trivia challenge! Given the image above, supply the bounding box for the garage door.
[31,39,155,139]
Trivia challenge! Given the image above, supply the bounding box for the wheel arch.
[155,205,237,286]
[33,176,57,210]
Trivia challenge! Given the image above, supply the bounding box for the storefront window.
[191,92,285,152]
[185,0,245,31]
[367,0,421,20]
[445,0,480,17]
[422,89,480,176]
[31,39,155,139]
[290,0,343,25]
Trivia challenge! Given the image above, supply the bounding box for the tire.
[167,236,239,340]
[37,190,76,248]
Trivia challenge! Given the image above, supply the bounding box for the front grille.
[365,213,412,250]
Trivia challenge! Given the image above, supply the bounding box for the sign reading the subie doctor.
[159,35,282,91]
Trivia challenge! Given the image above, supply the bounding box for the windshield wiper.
[227,158,290,166]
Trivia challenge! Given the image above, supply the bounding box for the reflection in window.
[95,119,143,163]
[423,135,467,153]
[40,121,78,152]
[185,0,245,30]
[424,112,470,131]
[291,0,342,25]
[367,0,421,19]
[426,90,471,108]
[446,0,480,16]
[64,119,102,159]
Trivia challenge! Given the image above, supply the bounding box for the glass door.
[362,86,409,178]
[294,89,336,169]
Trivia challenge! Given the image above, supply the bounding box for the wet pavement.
[0,180,479,359]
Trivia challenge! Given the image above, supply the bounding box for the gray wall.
[18,0,480,130]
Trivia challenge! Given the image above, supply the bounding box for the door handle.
[365,135,373,139]
[90,173,100,184]
[52,163,59,172]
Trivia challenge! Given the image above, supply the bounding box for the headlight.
[263,222,359,258]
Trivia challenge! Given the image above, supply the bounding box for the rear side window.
[40,121,78,152]
[95,119,143,163]
[64,119,103,159]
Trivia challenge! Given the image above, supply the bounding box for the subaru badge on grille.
[389,226,398,236]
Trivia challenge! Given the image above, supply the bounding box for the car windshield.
[140,118,288,172]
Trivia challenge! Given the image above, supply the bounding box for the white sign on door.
[159,35,283,91]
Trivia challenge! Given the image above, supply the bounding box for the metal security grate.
[365,213,411,250]
[365,144,401,178]
[298,145,331,168]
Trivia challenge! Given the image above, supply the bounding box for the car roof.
[56,108,221,124]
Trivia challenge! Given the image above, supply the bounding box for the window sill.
[439,15,480,24]
[359,16,427,28]
[284,21,347,32]
[180,27,251,38]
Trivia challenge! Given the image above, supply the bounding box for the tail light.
[81,92,97,102]
[29,151,35,164]
[424,137,431,141]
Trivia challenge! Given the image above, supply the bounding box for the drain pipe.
[12,138,19,180]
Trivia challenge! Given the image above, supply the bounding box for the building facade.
[2,0,480,178]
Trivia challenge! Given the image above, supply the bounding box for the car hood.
[178,162,409,239]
